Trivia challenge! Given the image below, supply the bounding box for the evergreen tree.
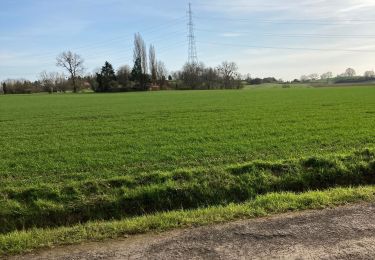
[131,57,149,90]
[2,82,7,94]
[131,58,142,82]
[96,61,117,92]
[132,33,150,90]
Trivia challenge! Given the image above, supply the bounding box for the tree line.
[299,68,375,83]
[1,33,243,94]
[172,61,242,90]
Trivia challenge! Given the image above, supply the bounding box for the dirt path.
[10,203,375,260]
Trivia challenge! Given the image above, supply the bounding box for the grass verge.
[1,148,374,233]
[1,185,375,256]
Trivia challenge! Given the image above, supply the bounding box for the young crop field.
[0,86,375,255]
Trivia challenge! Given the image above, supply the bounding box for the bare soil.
[10,203,375,260]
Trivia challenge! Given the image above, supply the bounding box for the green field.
[1,87,375,254]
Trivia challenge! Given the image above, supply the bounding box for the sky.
[1,0,375,81]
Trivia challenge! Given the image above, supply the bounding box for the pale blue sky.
[1,0,375,81]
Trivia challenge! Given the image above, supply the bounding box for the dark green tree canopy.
[131,57,142,83]
[101,62,116,80]
[96,61,117,92]
[2,82,7,94]
[130,57,150,90]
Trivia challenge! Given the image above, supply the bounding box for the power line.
[198,41,375,53]
[194,2,375,22]
[195,28,375,39]
[6,4,375,80]
[0,19,187,79]
[194,15,375,25]
[1,39,188,79]
[7,17,186,61]
[81,30,184,59]
[104,39,187,65]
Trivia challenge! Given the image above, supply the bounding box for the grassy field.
[0,86,374,254]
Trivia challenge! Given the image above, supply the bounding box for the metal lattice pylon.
[187,3,198,65]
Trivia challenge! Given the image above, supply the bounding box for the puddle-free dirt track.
[10,203,375,260]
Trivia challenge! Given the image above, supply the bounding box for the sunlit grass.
[0,87,374,255]
[1,87,374,185]
[1,186,374,256]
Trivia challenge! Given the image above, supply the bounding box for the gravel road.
[10,203,375,260]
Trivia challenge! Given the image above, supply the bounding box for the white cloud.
[191,0,375,79]
[195,0,375,20]
[2,0,375,80]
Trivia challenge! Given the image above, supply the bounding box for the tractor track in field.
[10,203,375,260]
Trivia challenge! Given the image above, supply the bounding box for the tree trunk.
[72,77,77,93]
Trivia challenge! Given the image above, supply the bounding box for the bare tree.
[132,33,148,90]
[308,73,319,81]
[320,72,333,80]
[217,61,239,89]
[156,61,168,87]
[55,73,69,92]
[364,70,375,78]
[202,67,219,89]
[149,45,157,84]
[133,33,147,75]
[344,68,356,77]
[181,62,204,89]
[300,75,309,82]
[39,71,54,93]
[156,61,167,80]
[2,78,37,94]
[39,71,68,93]
[56,51,84,93]
[117,65,131,88]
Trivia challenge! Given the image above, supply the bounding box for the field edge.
[1,147,374,234]
[1,185,375,256]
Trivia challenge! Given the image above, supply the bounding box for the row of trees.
[300,68,375,82]
[1,58,243,94]
[245,76,279,85]
[91,60,168,93]
[1,76,73,94]
[73,34,242,92]
[91,34,169,93]
[1,31,244,94]
[172,61,242,90]
[0,34,171,94]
